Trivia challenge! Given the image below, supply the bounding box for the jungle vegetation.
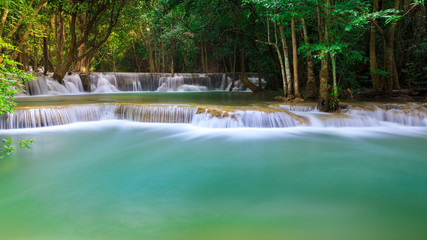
[0,0,426,111]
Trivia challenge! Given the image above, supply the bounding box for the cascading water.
[23,72,264,95]
[0,104,300,129]
[90,73,120,93]
[3,81,427,240]
[280,103,427,127]
[1,103,426,129]
[24,74,85,95]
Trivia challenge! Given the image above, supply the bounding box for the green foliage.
[0,38,35,159]
[0,138,34,159]
[0,38,35,115]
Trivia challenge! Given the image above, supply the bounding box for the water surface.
[1,122,427,240]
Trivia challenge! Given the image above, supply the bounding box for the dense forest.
[0,0,426,110]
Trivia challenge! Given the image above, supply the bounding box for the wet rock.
[79,73,91,92]
[292,97,304,103]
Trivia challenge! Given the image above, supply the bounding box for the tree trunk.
[256,39,287,96]
[112,42,116,72]
[319,53,329,111]
[75,13,87,73]
[291,18,301,97]
[53,53,74,84]
[153,27,158,72]
[200,39,206,73]
[239,42,261,93]
[170,12,175,75]
[301,18,317,100]
[331,54,337,96]
[0,2,8,37]
[43,37,54,74]
[222,55,228,73]
[384,0,401,90]
[204,41,208,72]
[230,35,237,91]
[370,0,381,90]
[146,25,155,73]
[33,36,38,71]
[278,24,292,97]
[140,23,155,73]
[318,0,330,112]
[52,2,125,82]
[162,39,165,73]
[55,6,64,69]
[131,39,141,72]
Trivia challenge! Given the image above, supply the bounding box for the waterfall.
[280,103,427,127]
[24,73,266,95]
[2,103,426,129]
[90,73,120,93]
[192,110,298,128]
[344,105,427,127]
[63,74,84,93]
[117,105,197,123]
[0,104,300,129]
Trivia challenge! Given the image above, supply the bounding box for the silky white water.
[24,73,264,95]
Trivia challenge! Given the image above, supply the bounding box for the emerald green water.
[1,122,427,240]
[16,92,279,107]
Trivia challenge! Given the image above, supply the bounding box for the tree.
[51,0,128,82]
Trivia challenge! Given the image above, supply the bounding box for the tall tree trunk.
[331,54,337,96]
[239,42,261,93]
[204,41,208,72]
[131,39,141,71]
[112,42,116,72]
[43,37,49,74]
[384,0,401,90]
[278,24,292,97]
[55,6,64,69]
[222,55,228,73]
[75,13,87,73]
[142,24,155,73]
[230,35,237,91]
[301,18,317,100]
[162,39,165,73]
[43,36,54,74]
[318,0,330,112]
[0,2,8,37]
[257,59,262,89]
[291,17,301,97]
[319,53,330,111]
[370,0,381,90]
[153,27,158,72]
[200,39,206,73]
[33,36,38,71]
[170,12,175,75]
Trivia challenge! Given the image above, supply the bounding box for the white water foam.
[24,73,265,95]
[2,103,427,130]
